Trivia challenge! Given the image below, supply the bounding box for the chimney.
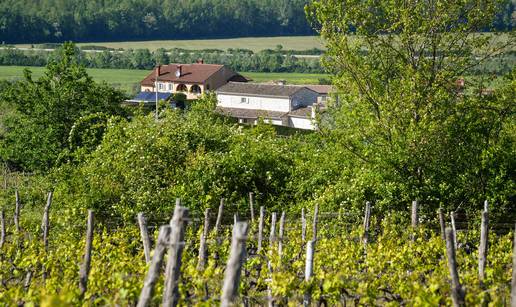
[157,65,161,76]
[197,58,204,64]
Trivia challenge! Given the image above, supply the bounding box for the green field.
[15,33,514,53]
[16,36,325,52]
[0,66,329,94]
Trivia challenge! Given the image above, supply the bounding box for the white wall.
[289,117,315,130]
[217,94,291,113]
[265,119,283,126]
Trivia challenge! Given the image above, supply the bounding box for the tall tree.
[307,0,515,212]
[0,42,126,171]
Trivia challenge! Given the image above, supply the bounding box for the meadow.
[0,66,329,94]
[15,36,326,53]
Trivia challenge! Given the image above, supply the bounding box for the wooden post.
[257,206,264,252]
[41,191,53,281]
[41,191,53,251]
[249,192,255,223]
[445,227,466,307]
[2,163,7,190]
[215,198,224,235]
[138,213,152,263]
[278,211,285,259]
[269,212,277,244]
[511,224,516,307]
[411,200,418,239]
[303,240,315,307]
[14,189,20,233]
[363,201,371,245]
[24,270,32,291]
[0,210,5,248]
[162,205,189,307]
[197,208,210,270]
[451,211,458,250]
[438,207,446,241]
[221,222,249,307]
[312,204,318,242]
[411,200,418,228]
[137,225,172,307]
[478,209,489,282]
[79,210,94,298]
[301,208,306,242]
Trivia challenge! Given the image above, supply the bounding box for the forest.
[0,0,314,43]
[0,0,514,43]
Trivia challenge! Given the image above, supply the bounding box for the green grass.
[0,66,329,94]
[16,36,325,52]
[0,66,149,94]
[243,72,329,84]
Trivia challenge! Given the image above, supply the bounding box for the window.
[167,83,172,91]
[176,84,187,92]
[158,83,164,91]
[241,97,248,104]
[190,84,202,94]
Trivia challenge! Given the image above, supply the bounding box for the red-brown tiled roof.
[141,63,230,86]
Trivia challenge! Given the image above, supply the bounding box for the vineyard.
[0,189,515,306]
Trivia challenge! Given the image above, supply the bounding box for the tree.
[307,0,515,213]
[0,42,127,172]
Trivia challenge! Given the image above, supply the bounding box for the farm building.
[215,82,324,130]
[139,62,248,100]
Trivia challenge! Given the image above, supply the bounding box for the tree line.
[0,46,325,73]
[1,0,514,44]
[1,45,514,76]
[0,0,314,43]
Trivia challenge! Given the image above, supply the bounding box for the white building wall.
[289,117,315,130]
[265,119,283,126]
[217,94,291,112]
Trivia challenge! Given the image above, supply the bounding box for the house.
[215,82,322,130]
[139,62,248,100]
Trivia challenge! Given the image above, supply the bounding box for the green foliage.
[0,209,514,305]
[0,46,326,74]
[0,42,127,172]
[0,0,315,43]
[51,95,297,222]
[307,0,516,213]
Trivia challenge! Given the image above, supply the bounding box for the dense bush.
[51,99,299,222]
